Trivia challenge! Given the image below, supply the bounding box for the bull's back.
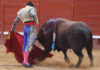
[57,22,92,46]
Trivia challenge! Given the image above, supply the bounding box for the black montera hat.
[26,1,34,7]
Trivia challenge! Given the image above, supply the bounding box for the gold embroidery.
[17,6,36,23]
[7,32,10,40]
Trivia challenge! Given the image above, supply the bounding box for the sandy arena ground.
[0,44,100,70]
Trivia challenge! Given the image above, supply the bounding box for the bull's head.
[37,19,56,49]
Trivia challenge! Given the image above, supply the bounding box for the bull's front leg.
[62,50,70,63]
[39,49,51,61]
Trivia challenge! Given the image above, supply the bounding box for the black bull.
[37,18,93,68]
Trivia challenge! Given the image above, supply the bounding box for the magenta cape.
[4,32,53,64]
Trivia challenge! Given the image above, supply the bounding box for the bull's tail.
[85,32,93,67]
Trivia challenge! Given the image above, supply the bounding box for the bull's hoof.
[65,58,70,63]
[90,63,94,67]
[65,59,70,63]
[73,65,79,68]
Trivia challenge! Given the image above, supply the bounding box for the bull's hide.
[37,18,93,68]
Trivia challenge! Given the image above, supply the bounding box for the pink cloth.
[23,52,29,65]
[4,31,53,64]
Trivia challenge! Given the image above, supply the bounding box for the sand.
[0,45,100,70]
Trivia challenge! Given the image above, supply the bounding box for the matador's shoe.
[22,63,33,68]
